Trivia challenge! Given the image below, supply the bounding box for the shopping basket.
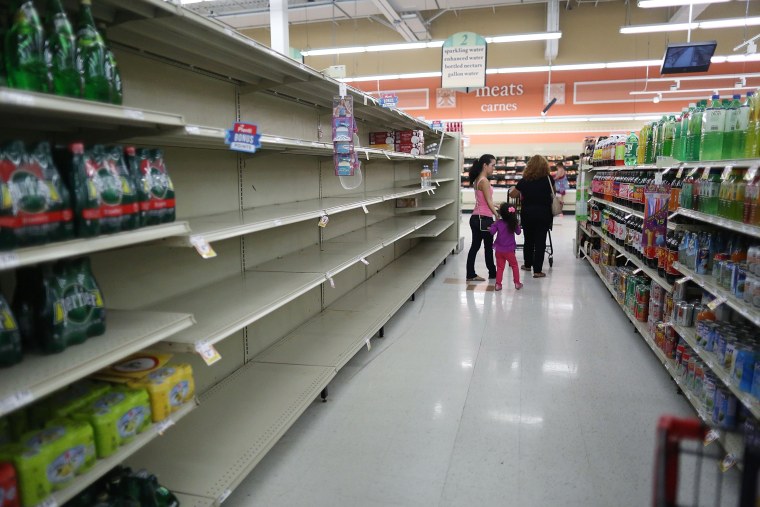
[652,415,758,506]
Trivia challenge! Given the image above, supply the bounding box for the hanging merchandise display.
[333,95,357,176]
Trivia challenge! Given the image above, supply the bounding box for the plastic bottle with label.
[689,100,707,161]
[662,115,676,158]
[683,104,695,161]
[700,95,726,161]
[722,95,741,160]
[0,293,22,367]
[5,0,46,91]
[731,93,750,160]
[744,91,758,159]
[44,0,80,97]
[76,0,110,102]
[624,131,638,166]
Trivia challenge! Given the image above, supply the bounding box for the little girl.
[489,203,523,291]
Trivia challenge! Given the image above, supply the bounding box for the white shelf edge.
[0,310,195,418]
[584,256,744,460]
[590,160,760,171]
[670,322,760,420]
[590,225,674,292]
[0,222,190,271]
[672,262,760,328]
[393,198,455,214]
[589,196,644,219]
[674,208,760,239]
[408,220,454,238]
[46,400,197,506]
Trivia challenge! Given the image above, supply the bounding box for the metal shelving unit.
[590,159,760,172]
[0,310,195,417]
[673,208,760,239]
[588,196,644,219]
[393,198,455,214]
[407,220,455,238]
[0,222,189,271]
[126,242,454,506]
[672,262,760,327]
[589,225,674,292]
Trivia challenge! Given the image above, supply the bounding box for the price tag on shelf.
[318,214,329,228]
[676,166,685,178]
[675,275,692,286]
[366,339,371,351]
[426,189,434,196]
[339,83,347,98]
[707,296,727,311]
[654,171,664,185]
[633,268,643,274]
[704,429,720,447]
[359,257,369,265]
[721,165,733,180]
[720,453,738,473]
[217,489,232,504]
[746,164,759,182]
[37,497,59,507]
[0,251,20,269]
[700,166,710,180]
[157,418,175,435]
[195,341,222,366]
[123,109,145,120]
[190,236,217,259]
[365,149,370,160]
[0,389,34,415]
[362,204,369,214]
[273,219,283,226]
[185,125,201,135]
[328,277,335,288]
[435,180,441,187]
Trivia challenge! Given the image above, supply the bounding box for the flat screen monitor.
[660,41,717,74]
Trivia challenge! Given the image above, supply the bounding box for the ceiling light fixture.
[631,85,755,95]
[653,93,662,103]
[699,16,760,29]
[638,0,730,7]
[620,22,697,34]
[301,32,562,57]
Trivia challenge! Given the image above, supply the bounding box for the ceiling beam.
[545,0,559,61]
[669,4,708,23]
[370,0,420,42]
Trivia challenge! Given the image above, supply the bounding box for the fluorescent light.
[631,86,755,95]
[459,114,663,125]
[620,22,697,34]
[606,60,662,68]
[486,32,562,43]
[699,16,760,29]
[638,0,730,7]
[552,63,606,71]
[301,32,561,57]
[588,116,635,122]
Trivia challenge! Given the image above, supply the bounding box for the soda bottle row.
[590,170,656,212]
[0,140,176,251]
[3,0,122,104]
[679,166,760,225]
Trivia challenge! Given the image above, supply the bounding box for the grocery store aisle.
[224,216,705,507]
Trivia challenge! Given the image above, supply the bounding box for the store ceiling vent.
[324,65,347,79]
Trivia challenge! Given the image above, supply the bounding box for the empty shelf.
[407,219,455,238]
[394,198,455,213]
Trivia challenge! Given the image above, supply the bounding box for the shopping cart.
[652,416,759,507]
[503,189,554,268]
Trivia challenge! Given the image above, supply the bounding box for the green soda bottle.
[690,100,706,161]
[644,122,655,164]
[718,167,736,218]
[654,116,666,160]
[663,115,676,158]
[76,0,109,102]
[732,169,746,221]
[732,92,751,160]
[745,91,759,159]
[702,168,722,215]
[673,109,686,161]
[683,104,695,161]
[722,95,741,160]
[624,131,638,166]
[44,0,80,97]
[700,95,726,161]
[97,23,122,104]
[5,0,46,91]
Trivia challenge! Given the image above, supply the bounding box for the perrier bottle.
[5,0,46,91]
[44,0,80,97]
[98,22,122,104]
[76,0,109,102]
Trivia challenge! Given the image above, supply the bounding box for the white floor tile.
[224,215,738,507]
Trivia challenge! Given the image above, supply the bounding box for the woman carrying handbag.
[466,154,498,282]
[509,155,555,278]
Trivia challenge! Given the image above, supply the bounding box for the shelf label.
[185,125,201,135]
[156,418,175,435]
[745,164,759,182]
[273,219,283,226]
[366,338,372,351]
[195,341,222,366]
[359,257,369,265]
[654,171,664,185]
[435,180,441,187]
[720,453,737,473]
[37,497,59,507]
[0,251,20,269]
[675,275,692,286]
[0,389,34,415]
[633,268,643,274]
[707,296,727,311]
[362,204,369,214]
[676,166,685,178]
[0,90,35,106]
[123,109,145,120]
[704,429,720,447]
[218,489,232,503]
[365,149,370,160]
[328,277,335,288]
[190,236,217,259]
[318,214,329,228]
[339,83,347,98]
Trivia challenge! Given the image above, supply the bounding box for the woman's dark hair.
[468,154,495,185]
[499,202,518,233]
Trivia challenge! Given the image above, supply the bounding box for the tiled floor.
[225,215,740,506]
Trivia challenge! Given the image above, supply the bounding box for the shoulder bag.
[548,176,563,216]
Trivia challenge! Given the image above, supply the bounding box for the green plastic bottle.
[700,95,726,161]
[730,92,751,160]
[683,104,695,161]
[654,116,666,160]
[662,115,676,158]
[718,167,737,218]
[97,23,122,105]
[673,108,687,161]
[76,0,110,102]
[624,131,638,166]
[55,142,101,238]
[44,0,80,97]
[644,122,655,164]
[745,91,759,159]
[722,95,741,160]
[5,0,46,91]
[690,100,706,161]
[701,168,722,215]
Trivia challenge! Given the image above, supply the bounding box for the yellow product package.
[92,350,173,383]
[127,364,195,422]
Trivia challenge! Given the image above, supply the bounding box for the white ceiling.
[184,0,617,30]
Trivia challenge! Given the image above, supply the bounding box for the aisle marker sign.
[441,32,487,90]
[225,122,262,153]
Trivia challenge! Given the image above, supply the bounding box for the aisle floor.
[225,216,733,507]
